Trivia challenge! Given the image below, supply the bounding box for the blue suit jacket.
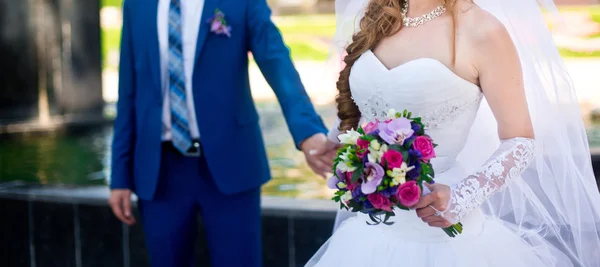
[110,0,327,200]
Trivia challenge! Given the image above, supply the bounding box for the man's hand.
[301,133,340,177]
[109,189,136,226]
[414,183,453,228]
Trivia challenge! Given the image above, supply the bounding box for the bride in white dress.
[306,0,600,266]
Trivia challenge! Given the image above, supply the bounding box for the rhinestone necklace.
[402,1,447,27]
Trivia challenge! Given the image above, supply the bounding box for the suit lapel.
[146,1,162,96]
[194,0,221,64]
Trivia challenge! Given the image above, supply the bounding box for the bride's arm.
[416,11,535,227]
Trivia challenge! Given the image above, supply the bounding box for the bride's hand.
[414,183,453,228]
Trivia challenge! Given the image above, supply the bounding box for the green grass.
[558,5,600,39]
[102,0,123,8]
[275,15,335,61]
[101,28,122,69]
[559,47,600,58]
[99,13,335,66]
[100,8,600,66]
[275,14,337,37]
[285,40,329,61]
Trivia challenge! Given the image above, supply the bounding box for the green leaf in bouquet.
[404,138,415,149]
[388,144,403,152]
[421,163,432,175]
[351,165,364,183]
[402,109,408,118]
[382,212,396,225]
[401,151,409,162]
[362,135,375,142]
[407,111,413,118]
[367,213,382,225]
[396,203,410,211]
[358,127,365,135]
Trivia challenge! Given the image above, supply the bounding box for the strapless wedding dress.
[305,51,549,267]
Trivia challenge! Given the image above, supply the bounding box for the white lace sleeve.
[327,118,342,143]
[440,137,536,224]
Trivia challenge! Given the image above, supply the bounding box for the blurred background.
[1,0,599,199]
[0,0,599,266]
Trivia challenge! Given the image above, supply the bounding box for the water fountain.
[0,0,105,134]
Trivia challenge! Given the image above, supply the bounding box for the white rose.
[341,191,353,204]
[386,108,398,120]
[337,161,357,172]
[369,139,381,150]
[338,130,361,145]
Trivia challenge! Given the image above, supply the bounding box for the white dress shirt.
[158,0,205,141]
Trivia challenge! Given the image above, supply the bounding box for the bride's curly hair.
[336,0,458,131]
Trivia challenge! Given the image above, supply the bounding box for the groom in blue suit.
[109,0,335,266]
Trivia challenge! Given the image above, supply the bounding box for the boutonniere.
[208,9,231,38]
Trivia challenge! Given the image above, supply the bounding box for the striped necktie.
[168,0,199,156]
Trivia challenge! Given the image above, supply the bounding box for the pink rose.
[362,121,378,134]
[413,136,436,162]
[381,150,403,169]
[396,181,421,207]
[356,138,370,158]
[345,172,358,190]
[367,193,393,212]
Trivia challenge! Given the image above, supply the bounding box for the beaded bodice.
[350,50,483,173]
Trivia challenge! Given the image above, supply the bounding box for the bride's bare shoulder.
[456,2,513,50]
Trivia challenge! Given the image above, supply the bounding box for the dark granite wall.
[0,0,102,124]
[0,188,337,267]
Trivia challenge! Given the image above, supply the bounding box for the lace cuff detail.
[441,137,535,224]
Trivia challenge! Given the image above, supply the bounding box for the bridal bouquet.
[328,109,463,237]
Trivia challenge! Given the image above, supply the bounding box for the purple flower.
[411,122,421,133]
[407,150,422,179]
[405,135,416,146]
[327,174,340,189]
[208,9,232,38]
[362,120,379,135]
[378,118,414,145]
[361,162,385,194]
[352,187,364,199]
[363,200,374,210]
[380,186,398,198]
[210,20,222,32]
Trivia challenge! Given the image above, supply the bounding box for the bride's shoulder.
[458,4,510,41]
[456,2,513,50]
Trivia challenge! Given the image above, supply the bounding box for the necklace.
[401,1,447,27]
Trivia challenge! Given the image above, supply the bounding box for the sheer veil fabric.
[327,0,600,266]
